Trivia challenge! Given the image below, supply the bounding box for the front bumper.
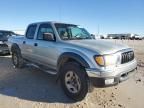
[86,59,137,87]
[0,48,10,54]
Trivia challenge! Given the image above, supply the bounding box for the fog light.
[105,79,114,85]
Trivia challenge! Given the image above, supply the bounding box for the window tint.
[26,25,37,39]
[55,24,91,40]
[0,32,4,36]
[57,28,70,39]
[37,24,55,40]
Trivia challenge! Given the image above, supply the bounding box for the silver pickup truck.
[8,21,137,101]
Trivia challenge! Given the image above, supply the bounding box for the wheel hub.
[65,71,81,94]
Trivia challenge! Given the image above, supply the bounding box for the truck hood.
[65,39,130,54]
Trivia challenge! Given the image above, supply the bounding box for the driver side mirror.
[43,33,55,41]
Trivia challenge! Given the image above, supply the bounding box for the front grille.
[0,44,8,48]
[121,51,134,64]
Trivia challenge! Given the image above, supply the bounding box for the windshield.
[0,31,15,41]
[0,32,8,41]
[55,24,92,40]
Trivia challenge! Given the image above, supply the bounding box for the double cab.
[8,22,137,101]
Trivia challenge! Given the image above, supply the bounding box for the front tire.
[60,62,88,101]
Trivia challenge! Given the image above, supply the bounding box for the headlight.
[0,41,3,44]
[104,54,117,66]
[95,54,118,67]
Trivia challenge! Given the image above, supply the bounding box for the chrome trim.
[86,68,101,77]
[86,59,137,78]
[121,51,134,64]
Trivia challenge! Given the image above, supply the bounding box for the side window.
[57,28,69,39]
[37,24,55,40]
[26,25,37,39]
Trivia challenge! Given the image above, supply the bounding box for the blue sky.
[0,0,144,35]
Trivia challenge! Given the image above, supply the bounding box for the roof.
[30,21,77,26]
[0,30,12,32]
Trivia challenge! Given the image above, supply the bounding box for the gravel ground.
[0,40,144,108]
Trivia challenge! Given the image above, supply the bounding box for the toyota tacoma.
[8,21,137,101]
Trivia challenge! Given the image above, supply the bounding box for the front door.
[32,23,59,70]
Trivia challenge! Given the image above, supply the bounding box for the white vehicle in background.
[134,35,143,40]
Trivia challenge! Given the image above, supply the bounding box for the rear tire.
[60,62,88,101]
[12,51,24,68]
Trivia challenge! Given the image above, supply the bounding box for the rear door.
[21,24,38,62]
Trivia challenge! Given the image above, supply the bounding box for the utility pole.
[97,25,100,38]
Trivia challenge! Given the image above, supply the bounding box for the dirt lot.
[0,40,144,108]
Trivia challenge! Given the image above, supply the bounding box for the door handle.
[23,41,26,44]
[34,43,38,46]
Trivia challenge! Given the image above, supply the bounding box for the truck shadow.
[0,56,75,103]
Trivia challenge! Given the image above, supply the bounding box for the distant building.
[107,33,135,39]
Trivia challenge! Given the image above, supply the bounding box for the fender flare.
[56,52,90,82]
[11,43,21,53]
[57,52,90,71]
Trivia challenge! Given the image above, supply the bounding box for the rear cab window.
[26,24,37,39]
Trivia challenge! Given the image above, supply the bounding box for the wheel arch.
[57,52,90,72]
[11,43,21,53]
